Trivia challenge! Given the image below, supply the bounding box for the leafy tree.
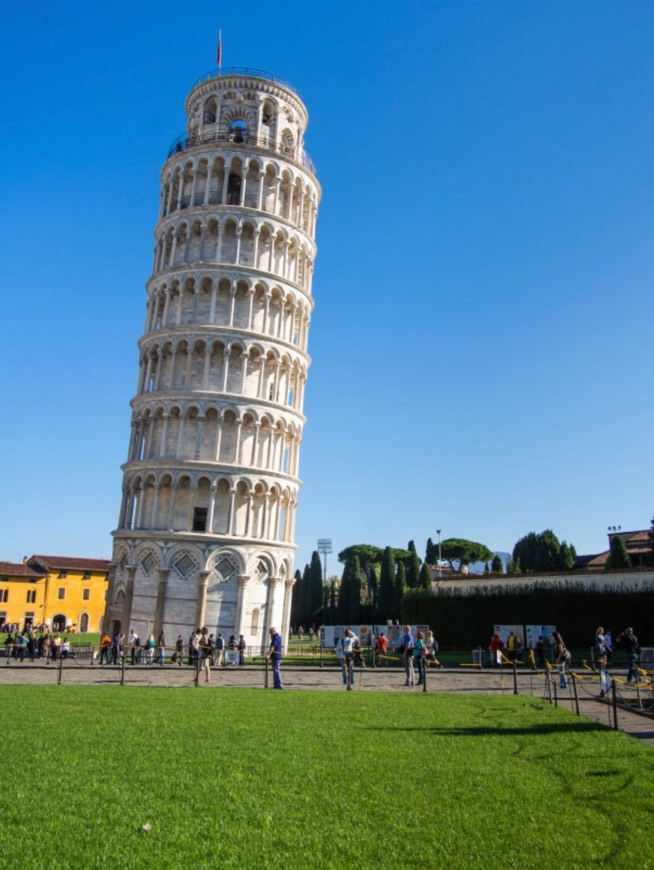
[425,537,435,563]
[558,542,574,571]
[512,530,573,573]
[337,544,383,570]
[376,547,395,621]
[605,535,631,570]
[393,562,406,620]
[491,555,504,574]
[418,561,432,590]
[439,538,494,572]
[483,562,490,575]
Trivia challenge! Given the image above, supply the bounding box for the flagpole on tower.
[217,29,222,71]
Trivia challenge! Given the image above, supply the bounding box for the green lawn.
[1,688,652,868]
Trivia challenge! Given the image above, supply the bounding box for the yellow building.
[0,556,110,633]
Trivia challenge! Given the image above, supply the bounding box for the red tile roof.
[28,556,111,573]
[0,561,46,578]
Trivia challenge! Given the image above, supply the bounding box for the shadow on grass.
[370,722,608,737]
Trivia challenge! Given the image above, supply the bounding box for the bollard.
[320,644,323,669]
[120,654,126,686]
[512,661,518,695]
[546,672,552,704]
[635,675,642,710]
[422,658,427,693]
[571,673,580,716]
[611,679,618,730]
[265,656,269,688]
[57,653,64,685]
[553,678,558,708]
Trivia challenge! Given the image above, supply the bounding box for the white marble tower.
[104,67,320,651]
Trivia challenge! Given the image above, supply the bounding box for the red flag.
[216,29,222,68]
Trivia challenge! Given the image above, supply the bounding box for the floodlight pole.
[317,538,332,585]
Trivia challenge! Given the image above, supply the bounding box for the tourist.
[616,627,640,683]
[111,631,123,664]
[337,627,357,689]
[144,633,155,665]
[129,629,140,665]
[594,627,610,668]
[426,630,442,668]
[553,632,570,664]
[594,627,611,697]
[375,632,388,667]
[214,633,224,667]
[266,627,284,689]
[237,634,247,666]
[400,625,415,686]
[604,629,614,665]
[189,631,199,667]
[489,632,504,667]
[414,630,426,686]
[506,629,522,663]
[61,637,70,660]
[156,630,166,666]
[199,627,211,683]
[172,634,184,666]
[99,631,112,665]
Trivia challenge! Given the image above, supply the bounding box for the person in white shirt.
[337,627,358,690]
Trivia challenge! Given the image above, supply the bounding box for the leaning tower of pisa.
[104,68,320,651]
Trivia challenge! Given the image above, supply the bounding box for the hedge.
[403,582,654,649]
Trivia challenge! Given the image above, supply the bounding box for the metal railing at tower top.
[166,129,316,176]
[193,67,302,98]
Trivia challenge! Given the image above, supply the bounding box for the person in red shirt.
[489,632,505,668]
[375,632,388,667]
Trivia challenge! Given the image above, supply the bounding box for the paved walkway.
[1,660,652,745]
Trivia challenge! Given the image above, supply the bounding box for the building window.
[82,588,90,601]
[192,508,208,532]
[57,587,66,601]
[26,590,36,604]
[83,571,92,580]
[24,612,34,626]
[0,589,8,603]
[58,570,68,579]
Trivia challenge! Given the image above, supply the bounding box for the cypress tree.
[336,561,351,624]
[406,547,421,588]
[491,555,504,574]
[393,562,406,621]
[605,535,631,570]
[309,550,324,625]
[418,561,432,590]
[349,556,363,624]
[377,546,395,622]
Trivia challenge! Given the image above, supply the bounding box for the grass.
[1,687,652,868]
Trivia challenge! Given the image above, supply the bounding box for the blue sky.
[1,1,652,572]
